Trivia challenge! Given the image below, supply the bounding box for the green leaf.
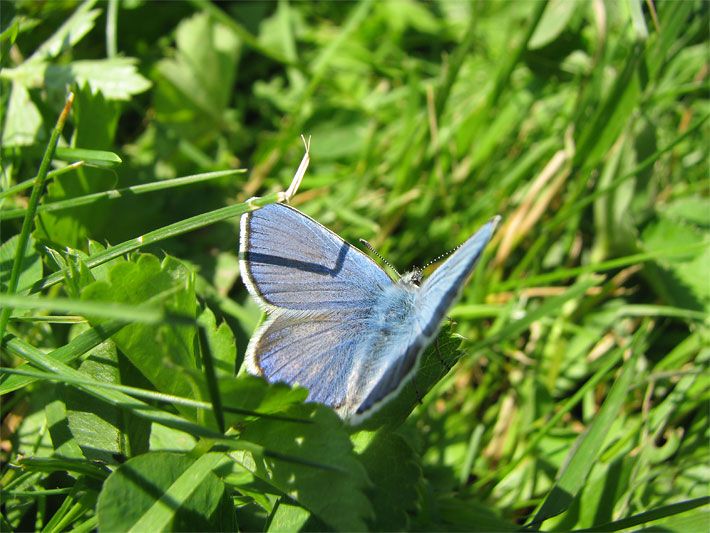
[267,501,312,532]
[197,305,237,379]
[0,234,41,295]
[54,147,122,167]
[661,195,710,228]
[27,0,100,61]
[64,333,151,463]
[2,58,152,100]
[641,212,709,311]
[37,86,120,248]
[154,12,241,138]
[219,375,309,425]
[1,82,43,146]
[45,397,85,460]
[97,452,236,532]
[236,403,373,531]
[81,254,201,418]
[529,0,581,49]
[530,339,641,526]
[354,430,421,530]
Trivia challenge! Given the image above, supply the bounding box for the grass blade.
[0,293,195,325]
[0,169,245,220]
[0,92,74,339]
[23,192,282,294]
[528,329,644,527]
[0,319,125,394]
[0,162,84,200]
[572,497,710,532]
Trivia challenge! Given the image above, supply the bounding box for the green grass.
[1,1,708,531]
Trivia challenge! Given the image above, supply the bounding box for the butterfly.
[239,203,499,423]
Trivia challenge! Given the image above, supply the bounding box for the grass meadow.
[1,1,708,531]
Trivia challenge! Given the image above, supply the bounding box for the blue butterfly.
[239,203,499,423]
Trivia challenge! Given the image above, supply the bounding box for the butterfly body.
[239,203,498,423]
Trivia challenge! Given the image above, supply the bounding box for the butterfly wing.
[240,203,393,311]
[416,216,500,338]
[349,218,499,421]
[246,309,372,415]
[240,203,397,415]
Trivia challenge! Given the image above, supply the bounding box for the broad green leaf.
[1,82,43,147]
[64,333,151,463]
[641,213,709,311]
[0,234,41,295]
[154,12,240,139]
[353,430,421,530]
[97,452,236,532]
[45,398,85,460]
[2,58,152,100]
[198,305,237,379]
[219,375,308,424]
[661,195,710,228]
[267,502,312,532]
[37,86,120,248]
[81,254,201,418]
[307,110,368,160]
[236,403,373,531]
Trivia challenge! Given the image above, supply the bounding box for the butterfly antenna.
[421,242,464,270]
[359,239,401,277]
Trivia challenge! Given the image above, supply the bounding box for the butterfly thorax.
[365,282,419,346]
[345,279,421,415]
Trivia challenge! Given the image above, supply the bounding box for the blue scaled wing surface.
[354,216,500,418]
[417,216,501,338]
[239,203,395,416]
[239,203,499,422]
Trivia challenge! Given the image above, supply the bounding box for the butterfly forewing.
[240,203,393,311]
[417,217,499,338]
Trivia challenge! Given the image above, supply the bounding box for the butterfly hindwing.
[245,310,372,414]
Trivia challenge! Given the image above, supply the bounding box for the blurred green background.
[1,1,708,531]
